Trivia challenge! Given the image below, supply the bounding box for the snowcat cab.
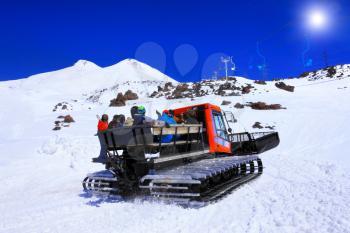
[167,103,279,156]
[82,103,280,205]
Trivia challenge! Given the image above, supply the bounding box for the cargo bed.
[229,132,280,155]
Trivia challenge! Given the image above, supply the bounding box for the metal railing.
[101,124,205,154]
[228,131,274,143]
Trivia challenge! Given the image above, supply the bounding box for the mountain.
[0,62,349,233]
[2,58,176,96]
[298,64,350,80]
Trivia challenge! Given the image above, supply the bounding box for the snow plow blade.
[230,131,280,156]
[254,132,280,153]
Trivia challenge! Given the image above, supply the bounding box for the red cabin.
[167,103,232,154]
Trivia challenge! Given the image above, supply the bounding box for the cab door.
[211,111,231,154]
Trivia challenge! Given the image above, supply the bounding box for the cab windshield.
[212,111,228,140]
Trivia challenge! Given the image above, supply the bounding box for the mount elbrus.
[82,103,280,205]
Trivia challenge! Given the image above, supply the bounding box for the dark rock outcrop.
[63,115,75,123]
[218,82,232,91]
[167,84,191,99]
[150,91,158,98]
[241,84,253,94]
[265,125,275,130]
[252,122,263,129]
[110,90,138,107]
[53,115,74,131]
[218,76,237,82]
[254,80,267,85]
[175,83,189,92]
[124,90,138,100]
[110,92,126,106]
[52,102,71,112]
[248,102,285,110]
[221,100,231,105]
[164,82,173,91]
[275,82,295,92]
[234,103,244,109]
[299,71,310,78]
[326,66,337,78]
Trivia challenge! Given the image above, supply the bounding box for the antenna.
[221,56,235,82]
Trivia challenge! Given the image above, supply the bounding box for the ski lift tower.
[221,56,236,82]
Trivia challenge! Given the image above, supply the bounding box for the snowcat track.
[82,170,119,194]
[199,172,261,204]
[139,155,263,203]
[82,156,263,206]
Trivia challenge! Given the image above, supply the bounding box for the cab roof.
[170,103,222,115]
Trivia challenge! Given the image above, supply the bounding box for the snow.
[0,60,350,233]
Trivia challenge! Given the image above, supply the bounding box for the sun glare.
[308,9,327,30]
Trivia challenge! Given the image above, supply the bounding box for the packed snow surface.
[0,60,349,233]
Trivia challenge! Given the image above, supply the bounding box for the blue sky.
[0,0,349,82]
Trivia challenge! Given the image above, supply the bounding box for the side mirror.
[228,128,232,133]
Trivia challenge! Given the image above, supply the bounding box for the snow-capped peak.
[104,58,176,83]
[1,58,177,96]
[73,59,101,70]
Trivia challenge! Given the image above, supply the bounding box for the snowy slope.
[0,62,349,233]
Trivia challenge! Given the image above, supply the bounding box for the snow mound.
[40,137,60,155]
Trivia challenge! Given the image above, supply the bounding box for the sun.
[308,9,327,30]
